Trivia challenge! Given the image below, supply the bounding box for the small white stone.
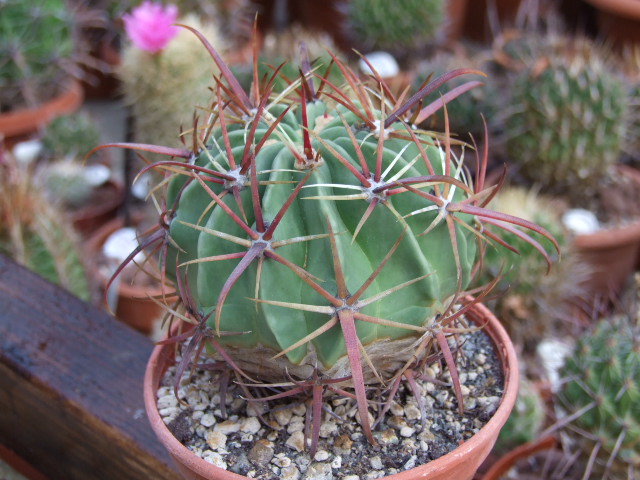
[370,456,384,470]
[157,395,178,409]
[358,51,399,78]
[202,451,227,469]
[389,402,404,416]
[562,208,600,235]
[200,413,216,427]
[273,408,294,426]
[214,420,240,434]
[475,353,487,365]
[240,416,261,434]
[400,426,416,437]
[404,404,421,421]
[159,406,179,417]
[287,419,305,434]
[13,140,43,165]
[403,455,418,470]
[206,431,227,450]
[286,431,306,452]
[319,421,339,438]
[272,454,292,468]
[314,450,330,462]
[281,465,301,480]
[330,455,342,469]
[343,476,360,480]
[305,462,333,480]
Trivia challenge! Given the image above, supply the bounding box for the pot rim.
[144,300,519,479]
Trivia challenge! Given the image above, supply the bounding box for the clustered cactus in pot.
[89,25,558,478]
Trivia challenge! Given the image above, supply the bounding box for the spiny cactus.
[118,14,223,153]
[90,27,557,455]
[0,0,76,110]
[343,0,445,56]
[42,113,101,160]
[503,37,630,198]
[0,157,90,301]
[558,316,640,479]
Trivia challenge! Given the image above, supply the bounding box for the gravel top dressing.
[157,327,503,480]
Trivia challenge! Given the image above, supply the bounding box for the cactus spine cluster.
[559,316,640,479]
[504,37,629,197]
[0,0,76,110]
[345,0,445,55]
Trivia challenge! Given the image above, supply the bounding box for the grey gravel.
[157,327,504,479]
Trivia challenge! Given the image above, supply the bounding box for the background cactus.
[494,376,546,453]
[0,0,78,110]
[503,36,630,199]
[480,186,590,351]
[117,14,223,154]
[558,313,640,479]
[93,28,557,452]
[0,156,91,302]
[41,112,101,160]
[342,0,445,57]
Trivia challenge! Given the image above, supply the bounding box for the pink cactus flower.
[123,2,179,54]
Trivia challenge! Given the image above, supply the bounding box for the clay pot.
[144,301,519,480]
[572,165,640,299]
[0,79,84,150]
[85,216,175,334]
[583,0,640,49]
[70,180,126,237]
[480,436,557,480]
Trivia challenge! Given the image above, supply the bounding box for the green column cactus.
[504,38,630,197]
[91,27,557,453]
[559,317,640,479]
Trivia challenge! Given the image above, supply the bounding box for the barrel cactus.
[90,27,557,453]
[504,37,630,199]
[558,316,640,479]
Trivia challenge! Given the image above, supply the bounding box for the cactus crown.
[0,0,77,110]
[559,314,640,478]
[90,27,558,454]
[503,36,629,198]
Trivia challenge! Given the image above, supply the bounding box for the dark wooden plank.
[0,254,181,480]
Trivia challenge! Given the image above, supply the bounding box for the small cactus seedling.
[503,36,630,199]
[558,316,640,479]
[89,26,558,455]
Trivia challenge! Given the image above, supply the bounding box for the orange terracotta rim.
[573,165,640,250]
[144,300,519,480]
[0,79,84,137]
[583,0,640,20]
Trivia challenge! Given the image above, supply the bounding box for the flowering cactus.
[123,2,179,54]
[90,27,557,454]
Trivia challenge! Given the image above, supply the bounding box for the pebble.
[286,431,306,452]
[202,451,227,469]
[314,450,330,462]
[370,456,383,470]
[215,419,241,434]
[240,416,261,434]
[304,462,333,480]
[281,465,301,480]
[206,431,227,450]
[248,439,274,466]
[200,413,216,428]
[273,408,294,426]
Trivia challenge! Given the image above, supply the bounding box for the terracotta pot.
[85,216,175,334]
[583,0,640,49]
[480,436,557,480]
[0,79,84,149]
[144,301,519,480]
[70,180,126,237]
[572,165,640,299]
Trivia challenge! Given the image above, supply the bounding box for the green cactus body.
[0,0,75,110]
[164,99,476,378]
[346,0,445,54]
[505,49,629,194]
[559,318,640,477]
